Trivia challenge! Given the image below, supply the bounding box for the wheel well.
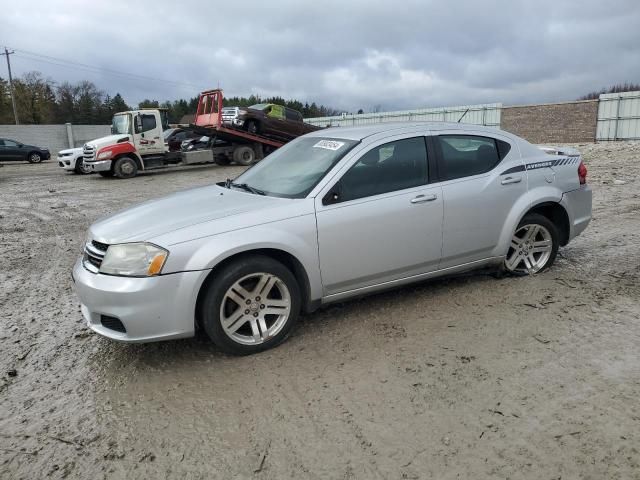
[525,202,570,246]
[113,153,142,170]
[194,248,313,330]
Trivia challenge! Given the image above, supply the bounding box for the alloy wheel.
[505,223,553,274]
[219,272,291,345]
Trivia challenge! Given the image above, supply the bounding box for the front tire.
[200,256,301,355]
[504,213,559,275]
[27,152,42,163]
[245,120,260,135]
[74,157,92,174]
[113,156,138,179]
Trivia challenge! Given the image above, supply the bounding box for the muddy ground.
[1,142,639,480]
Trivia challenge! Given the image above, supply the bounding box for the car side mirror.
[322,184,342,206]
[134,115,142,133]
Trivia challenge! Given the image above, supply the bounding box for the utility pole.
[1,47,19,125]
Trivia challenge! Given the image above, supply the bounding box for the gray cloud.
[1,0,639,112]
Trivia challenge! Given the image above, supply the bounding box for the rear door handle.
[501,176,522,185]
[411,194,437,204]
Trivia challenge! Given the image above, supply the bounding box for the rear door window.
[286,109,302,122]
[434,135,509,181]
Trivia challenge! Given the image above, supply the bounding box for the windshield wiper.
[229,181,266,196]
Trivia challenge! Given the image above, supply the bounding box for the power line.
[5,45,209,91]
[1,47,19,124]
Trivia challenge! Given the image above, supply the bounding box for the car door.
[315,134,443,297]
[265,105,289,138]
[284,109,303,137]
[134,113,164,155]
[432,130,526,268]
[1,139,23,160]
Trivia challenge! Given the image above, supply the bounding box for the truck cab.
[83,109,172,178]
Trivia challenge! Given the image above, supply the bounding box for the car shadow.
[88,268,510,372]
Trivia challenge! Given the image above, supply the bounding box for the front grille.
[83,240,108,272]
[92,240,109,251]
[101,315,126,333]
[83,144,96,162]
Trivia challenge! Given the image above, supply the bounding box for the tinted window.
[141,114,156,133]
[435,135,505,181]
[4,139,18,147]
[286,109,301,121]
[0,140,4,146]
[338,137,428,202]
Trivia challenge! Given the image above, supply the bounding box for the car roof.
[303,121,509,141]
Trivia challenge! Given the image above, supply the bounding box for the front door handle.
[411,194,437,204]
[501,176,522,185]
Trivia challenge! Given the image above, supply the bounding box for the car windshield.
[232,137,359,198]
[249,103,270,111]
[111,114,131,135]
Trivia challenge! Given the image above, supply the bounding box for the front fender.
[493,185,564,257]
[162,215,323,301]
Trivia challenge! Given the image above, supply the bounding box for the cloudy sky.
[1,0,639,112]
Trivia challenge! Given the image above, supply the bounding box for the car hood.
[86,134,131,149]
[89,185,304,244]
[58,147,83,155]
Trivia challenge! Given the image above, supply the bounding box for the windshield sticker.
[313,140,345,151]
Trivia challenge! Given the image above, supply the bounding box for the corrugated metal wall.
[305,103,502,128]
[596,91,640,141]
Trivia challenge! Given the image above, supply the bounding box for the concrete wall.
[501,100,598,144]
[0,124,110,154]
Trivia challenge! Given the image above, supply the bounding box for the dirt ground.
[1,142,639,480]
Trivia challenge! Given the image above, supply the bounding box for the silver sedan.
[72,122,592,354]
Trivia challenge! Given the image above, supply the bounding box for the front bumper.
[72,258,207,343]
[88,159,112,172]
[57,156,75,171]
[222,117,244,127]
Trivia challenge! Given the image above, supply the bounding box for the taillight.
[578,160,587,185]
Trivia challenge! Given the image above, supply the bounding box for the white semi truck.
[83,89,285,179]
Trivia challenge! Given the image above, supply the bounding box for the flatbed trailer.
[83,89,290,178]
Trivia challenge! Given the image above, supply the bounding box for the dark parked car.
[0,138,51,163]
[163,128,201,152]
[180,135,212,152]
[223,104,322,140]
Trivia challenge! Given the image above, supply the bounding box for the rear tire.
[215,155,231,166]
[504,213,559,275]
[113,156,138,179]
[232,146,256,166]
[27,152,42,163]
[200,255,301,355]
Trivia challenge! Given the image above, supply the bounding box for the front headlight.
[99,243,168,277]
[97,150,113,160]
